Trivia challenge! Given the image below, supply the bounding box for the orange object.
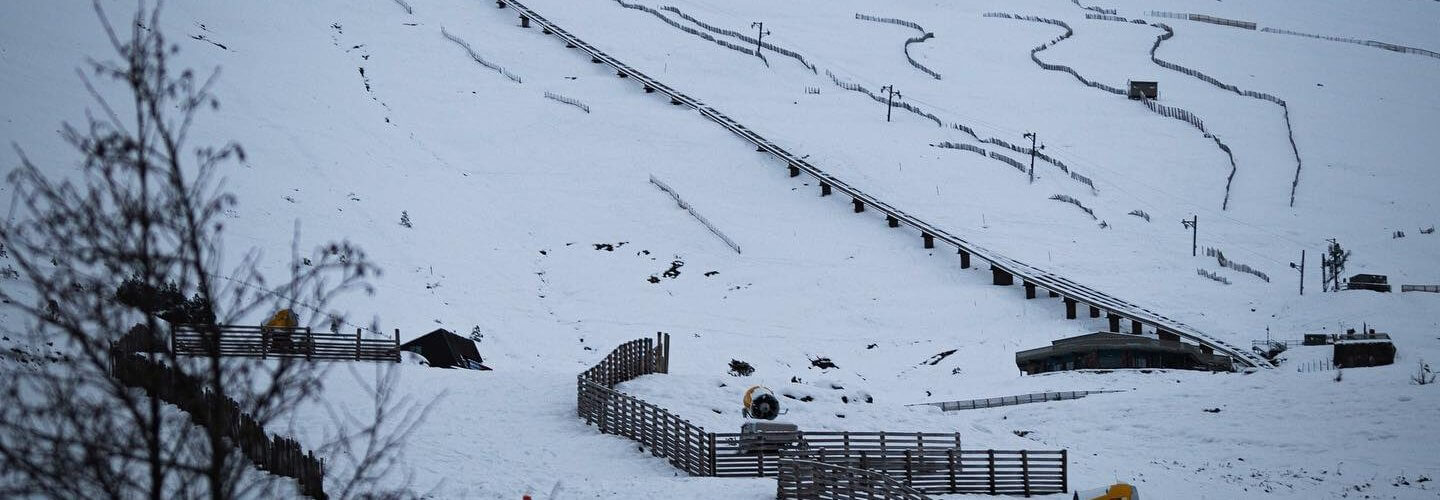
[263,309,298,329]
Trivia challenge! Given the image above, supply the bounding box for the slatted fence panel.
[172,325,399,362]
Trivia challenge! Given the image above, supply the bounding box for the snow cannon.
[742,385,780,420]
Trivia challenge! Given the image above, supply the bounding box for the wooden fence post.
[1061,449,1068,493]
[988,449,997,494]
[708,432,717,476]
[904,449,914,485]
[947,449,957,492]
[393,328,401,362]
[355,328,362,361]
[1022,450,1031,497]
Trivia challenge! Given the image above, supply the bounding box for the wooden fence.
[108,346,327,498]
[1402,284,1440,293]
[778,459,931,500]
[172,325,399,362]
[782,448,1066,497]
[575,336,1066,495]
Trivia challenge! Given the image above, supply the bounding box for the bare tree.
[0,2,423,498]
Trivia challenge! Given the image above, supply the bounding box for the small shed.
[399,329,489,370]
[1345,274,1391,292]
[1127,80,1158,100]
[1302,333,1331,346]
[1333,332,1395,368]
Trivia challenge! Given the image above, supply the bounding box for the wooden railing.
[778,459,931,500]
[575,337,1066,495]
[783,448,1066,495]
[172,325,399,362]
[497,0,1270,369]
[108,346,327,498]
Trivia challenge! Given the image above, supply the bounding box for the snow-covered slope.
[2,0,1437,498]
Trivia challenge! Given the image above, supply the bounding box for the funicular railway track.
[496,0,1271,369]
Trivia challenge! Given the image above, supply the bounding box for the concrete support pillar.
[496,0,506,8]
[788,165,800,177]
[923,233,934,249]
[592,56,603,64]
[644,86,654,93]
[991,265,1014,286]
[1107,313,1121,332]
[1132,320,1143,335]
[886,215,899,228]
[1064,298,1077,319]
[520,15,530,28]
[820,183,832,196]
[1024,281,1037,299]
[959,250,970,269]
[756,145,766,152]
[852,198,864,213]
[566,42,576,48]
[1048,290,1060,298]
[670,97,682,105]
[617,70,627,78]
[1089,306,1101,318]
[543,27,552,34]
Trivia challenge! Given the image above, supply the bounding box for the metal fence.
[911,390,1122,412]
[171,324,400,362]
[1401,284,1440,293]
[1260,27,1440,60]
[1147,11,1257,30]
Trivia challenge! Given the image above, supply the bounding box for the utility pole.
[1022,132,1044,183]
[880,85,901,122]
[1181,215,1198,257]
[1290,249,1305,296]
[750,22,770,57]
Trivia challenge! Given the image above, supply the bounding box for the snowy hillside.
[2,0,1438,498]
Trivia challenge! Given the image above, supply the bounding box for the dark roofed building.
[1127,80,1158,100]
[1333,331,1394,368]
[1345,274,1391,292]
[1016,332,1232,375]
[399,328,489,370]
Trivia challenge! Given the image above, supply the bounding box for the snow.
[2,0,1438,498]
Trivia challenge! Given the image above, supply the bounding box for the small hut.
[1345,274,1391,292]
[1302,333,1331,346]
[399,329,488,370]
[1127,80,1158,100]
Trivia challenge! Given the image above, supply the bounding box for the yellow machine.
[1075,483,1138,500]
[263,309,298,329]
